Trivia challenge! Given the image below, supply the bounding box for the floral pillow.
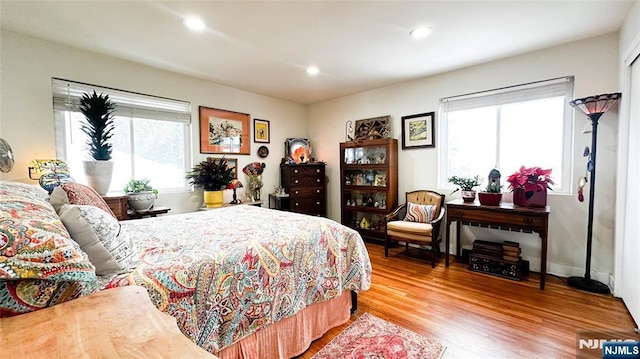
[0,181,97,316]
[59,204,138,275]
[403,202,438,224]
[50,183,117,219]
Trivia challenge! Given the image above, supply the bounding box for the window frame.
[52,78,192,194]
[437,77,575,194]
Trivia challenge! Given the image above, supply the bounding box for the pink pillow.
[51,183,117,220]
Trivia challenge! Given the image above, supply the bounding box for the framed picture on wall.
[401,112,435,149]
[253,118,270,143]
[207,157,238,179]
[199,106,250,154]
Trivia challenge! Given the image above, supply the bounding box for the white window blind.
[52,78,191,123]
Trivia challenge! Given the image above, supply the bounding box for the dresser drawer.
[290,198,325,216]
[289,176,324,187]
[290,187,324,198]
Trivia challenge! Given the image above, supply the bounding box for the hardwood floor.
[298,242,637,358]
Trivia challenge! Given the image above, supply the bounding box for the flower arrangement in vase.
[507,166,553,208]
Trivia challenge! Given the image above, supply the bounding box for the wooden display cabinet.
[340,138,398,242]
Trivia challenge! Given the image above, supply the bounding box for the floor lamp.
[568,92,621,294]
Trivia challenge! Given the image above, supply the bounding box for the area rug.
[311,313,446,359]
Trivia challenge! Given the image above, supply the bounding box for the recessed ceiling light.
[306,66,319,76]
[410,27,432,39]
[183,17,206,32]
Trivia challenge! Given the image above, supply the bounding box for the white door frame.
[614,30,640,326]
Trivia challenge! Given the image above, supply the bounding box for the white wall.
[308,33,621,281]
[0,30,307,213]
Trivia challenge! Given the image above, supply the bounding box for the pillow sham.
[50,183,117,219]
[403,202,438,224]
[59,204,138,275]
[0,181,97,316]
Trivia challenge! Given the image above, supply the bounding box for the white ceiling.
[0,1,634,105]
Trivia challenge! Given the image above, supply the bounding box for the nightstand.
[101,195,128,221]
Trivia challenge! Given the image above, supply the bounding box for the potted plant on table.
[448,175,481,203]
[123,178,158,212]
[186,157,234,208]
[79,91,116,195]
[478,182,502,206]
[507,166,553,208]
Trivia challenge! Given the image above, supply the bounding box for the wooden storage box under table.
[280,163,326,216]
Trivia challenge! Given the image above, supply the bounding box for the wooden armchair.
[384,190,446,267]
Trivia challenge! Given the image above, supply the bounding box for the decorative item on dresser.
[280,162,326,216]
[340,138,398,242]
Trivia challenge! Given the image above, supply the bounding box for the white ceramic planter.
[127,191,156,212]
[461,190,476,203]
[83,160,113,195]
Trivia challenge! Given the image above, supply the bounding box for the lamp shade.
[228,179,243,189]
[569,93,621,116]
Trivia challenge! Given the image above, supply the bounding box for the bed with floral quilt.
[103,205,372,357]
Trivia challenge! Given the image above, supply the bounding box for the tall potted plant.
[79,91,116,195]
[186,157,234,208]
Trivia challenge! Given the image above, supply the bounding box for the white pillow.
[59,204,138,275]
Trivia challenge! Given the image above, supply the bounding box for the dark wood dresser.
[280,163,326,216]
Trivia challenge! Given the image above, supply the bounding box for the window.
[52,78,192,193]
[439,77,574,194]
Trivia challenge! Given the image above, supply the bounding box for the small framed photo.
[199,106,250,154]
[374,174,387,187]
[207,157,238,179]
[401,112,435,149]
[254,118,270,143]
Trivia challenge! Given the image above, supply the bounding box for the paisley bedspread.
[103,205,372,353]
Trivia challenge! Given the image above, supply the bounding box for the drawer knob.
[295,202,299,206]
[295,190,299,194]
[316,169,320,173]
[294,179,299,184]
[316,201,320,205]
[294,169,299,174]
[316,179,320,183]
[316,189,320,193]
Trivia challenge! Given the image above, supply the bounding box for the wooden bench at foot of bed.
[0,286,217,359]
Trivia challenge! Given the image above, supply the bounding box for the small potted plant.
[448,175,481,202]
[186,157,234,208]
[79,91,116,195]
[478,182,502,206]
[123,178,158,212]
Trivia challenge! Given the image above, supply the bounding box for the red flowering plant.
[507,166,554,192]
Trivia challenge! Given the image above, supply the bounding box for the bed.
[0,181,372,358]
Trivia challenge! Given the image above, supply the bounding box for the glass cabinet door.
[343,146,387,165]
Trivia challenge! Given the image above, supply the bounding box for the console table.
[445,199,550,289]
